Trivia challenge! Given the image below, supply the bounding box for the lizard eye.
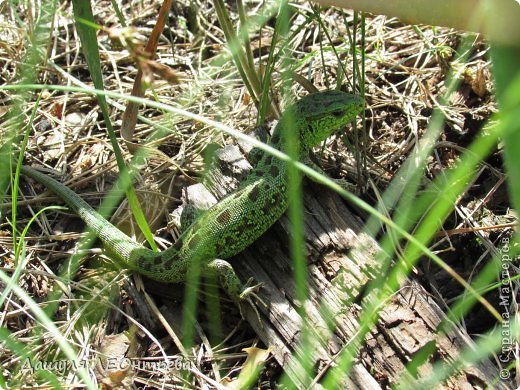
[332,109,345,118]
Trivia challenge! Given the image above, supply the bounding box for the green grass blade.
[322,105,513,387]
[213,0,261,105]
[71,0,157,251]
[0,269,97,389]
[0,1,57,216]
[11,93,42,247]
[490,43,520,255]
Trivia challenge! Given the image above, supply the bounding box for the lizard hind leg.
[204,259,266,321]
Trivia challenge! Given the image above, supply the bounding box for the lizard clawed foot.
[238,278,267,324]
[206,259,267,323]
[331,178,359,194]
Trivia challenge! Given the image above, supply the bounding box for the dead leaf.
[471,67,487,97]
[223,347,271,389]
[75,142,105,171]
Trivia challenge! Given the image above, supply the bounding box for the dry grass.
[0,0,512,387]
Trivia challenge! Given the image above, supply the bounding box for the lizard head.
[285,90,363,149]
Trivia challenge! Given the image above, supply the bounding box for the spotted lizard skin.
[21,90,363,304]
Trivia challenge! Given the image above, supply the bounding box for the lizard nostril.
[332,109,345,118]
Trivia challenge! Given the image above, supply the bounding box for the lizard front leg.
[303,155,359,194]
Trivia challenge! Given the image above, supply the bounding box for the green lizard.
[21,90,363,311]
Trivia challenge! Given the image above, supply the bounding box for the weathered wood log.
[179,141,506,389]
